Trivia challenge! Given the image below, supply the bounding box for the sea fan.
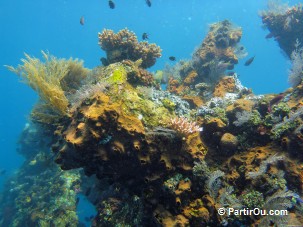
[288,40,303,87]
[260,189,295,226]
[246,154,284,179]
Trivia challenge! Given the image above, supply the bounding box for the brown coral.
[98,28,162,68]
[192,20,242,86]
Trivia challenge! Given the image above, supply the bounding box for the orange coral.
[213,76,237,97]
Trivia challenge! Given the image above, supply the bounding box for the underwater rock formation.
[0,123,81,227]
[4,23,303,227]
[98,28,162,68]
[261,2,303,58]
[192,20,242,84]
[167,20,244,102]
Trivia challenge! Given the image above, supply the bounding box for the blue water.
[0,0,301,224]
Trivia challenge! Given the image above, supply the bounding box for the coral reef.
[167,20,244,102]
[98,28,162,68]
[4,16,303,227]
[0,123,81,227]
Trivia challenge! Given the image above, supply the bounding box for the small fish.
[80,16,85,25]
[244,56,255,66]
[142,32,149,40]
[169,56,176,61]
[100,57,109,66]
[145,0,152,7]
[109,0,115,9]
[265,33,273,39]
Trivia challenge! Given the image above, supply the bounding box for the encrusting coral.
[98,28,162,68]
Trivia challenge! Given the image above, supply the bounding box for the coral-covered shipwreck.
[1,5,303,226]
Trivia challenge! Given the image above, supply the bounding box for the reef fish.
[80,16,85,25]
[244,56,255,66]
[169,56,176,61]
[142,32,149,40]
[145,0,152,7]
[100,57,109,66]
[108,0,115,9]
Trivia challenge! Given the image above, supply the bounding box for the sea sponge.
[220,133,238,152]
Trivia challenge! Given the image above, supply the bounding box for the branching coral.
[6,51,86,116]
[167,116,202,138]
[98,28,162,68]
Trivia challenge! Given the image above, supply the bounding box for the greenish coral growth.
[271,102,291,118]
[108,66,127,84]
[161,98,176,111]
[268,176,287,191]
[245,110,262,127]
[204,107,228,124]
[271,120,298,139]
[164,173,183,193]
[241,190,265,209]
[98,195,143,227]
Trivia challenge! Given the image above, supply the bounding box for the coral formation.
[98,28,162,68]
[4,16,303,227]
[261,2,303,58]
[167,20,243,102]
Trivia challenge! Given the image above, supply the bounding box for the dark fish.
[142,32,149,40]
[146,0,152,7]
[80,16,85,25]
[265,33,274,39]
[244,56,255,66]
[109,0,115,9]
[169,56,176,61]
[100,57,109,66]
